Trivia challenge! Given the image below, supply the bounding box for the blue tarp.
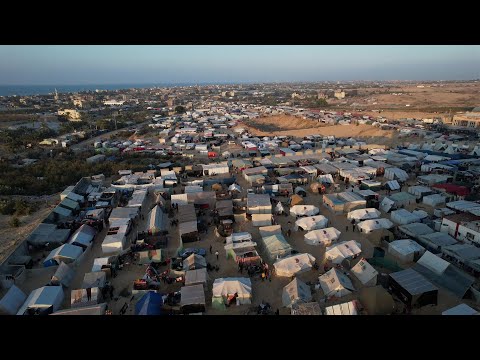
[135,292,163,315]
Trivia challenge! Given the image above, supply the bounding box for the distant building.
[103,100,125,106]
[73,99,84,108]
[58,109,81,121]
[334,90,346,100]
[167,98,176,107]
[452,109,480,128]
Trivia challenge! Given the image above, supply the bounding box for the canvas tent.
[135,291,163,315]
[380,197,395,213]
[68,224,97,249]
[319,268,355,298]
[417,232,457,252]
[388,240,426,263]
[183,253,207,271]
[325,301,358,315]
[282,278,312,308]
[347,208,381,221]
[252,213,272,227]
[385,180,401,191]
[82,271,106,289]
[146,205,167,234]
[17,286,64,315]
[273,253,316,277]
[185,268,208,286]
[325,240,362,264]
[358,285,396,315]
[357,218,394,234]
[180,284,206,313]
[212,278,252,309]
[391,209,424,225]
[247,194,271,214]
[294,215,328,231]
[398,223,434,239]
[260,234,292,262]
[304,227,341,246]
[258,225,282,238]
[0,285,27,315]
[26,223,71,247]
[351,258,378,286]
[51,262,74,287]
[290,205,320,217]
[44,243,83,267]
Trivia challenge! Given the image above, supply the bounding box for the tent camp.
[258,225,282,238]
[304,227,341,246]
[417,232,458,252]
[0,285,27,315]
[357,218,394,234]
[273,253,316,277]
[388,240,426,263]
[350,258,378,286]
[17,286,64,315]
[26,223,71,247]
[282,278,312,308]
[290,205,319,217]
[359,285,396,315]
[294,215,328,231]
[347,208,381,221]
[212,278,252,309]
[380,197,395,213]
[43,243,83,267]
[398,223,434,239]
[260,234,292,262]
[325,301,358,315]
[390,209,424,225]
[180,284,206,314]
[135,291,163,315]
[183,253,207,271]
[185,268,208,287]
[247,194,271,214]
[389,268,438,307]
[146,205,167,234]
[385,180,401,191]
[318,268,355,298]
[325,240,362,264]
[68,224,97,250]
[51,262,74,287]
[422,194,448,207]
[385,167,408,182]
[71,287,101,308]
[252,213,272,227]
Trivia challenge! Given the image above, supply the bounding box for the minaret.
[54,88,59,102]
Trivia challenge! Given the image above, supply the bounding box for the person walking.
[345,225,349,232]
[209,245,213,254]
[215,250,219,260]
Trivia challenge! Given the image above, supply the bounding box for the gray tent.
[183,254,207,271]
[0,285,27,315]
[180,284,206,313]
[51,262,75,287]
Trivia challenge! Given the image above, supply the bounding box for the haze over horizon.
[0,45,479,85]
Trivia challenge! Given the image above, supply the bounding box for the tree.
[9,217,20,228]
[175,106,186,114]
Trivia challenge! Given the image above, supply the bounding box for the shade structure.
[135,291,163,315]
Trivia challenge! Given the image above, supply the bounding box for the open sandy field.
[238,116,397,145]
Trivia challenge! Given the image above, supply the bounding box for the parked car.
[179,248,207,259]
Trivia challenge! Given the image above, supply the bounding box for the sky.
[0,45,479,85]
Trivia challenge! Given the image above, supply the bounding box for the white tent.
[185,268,208,286]
[226,232,252,244]
[318,174,334,184]
[273,253,316,277]
[0,285,27,315]
[390,209,423,225]
[318,268,355,298]
[347,208,381,221]
[275,202,285,214]
[350,258,378,286]
[17,286,64,315]
[101,226,127,254]
[44,243,83,267]
[325,240,362,264]
[388,239,425,263]
[282,278,312,308]
[385,167,408,182]
[304,227,341,246]
[357,218,393,233]
[290,205,320,217]
[385,180,401,191]
[416,251,450,276]
[294,215,328,231]
[51,262,74,287]
[325,301,358,315]
[423,194,448,207]
[380,197,395,213]
[212,278,252,306]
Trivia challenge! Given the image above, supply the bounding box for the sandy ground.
[238,117,397,146]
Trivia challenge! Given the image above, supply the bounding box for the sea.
[0,83,225,97]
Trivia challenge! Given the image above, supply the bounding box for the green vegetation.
[0,199,39,216]
[9,217,21,228]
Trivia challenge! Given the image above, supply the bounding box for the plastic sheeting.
[290,205,319,217]
[294,215,328,231]
[304,228,341,246]
[273,253,316,277]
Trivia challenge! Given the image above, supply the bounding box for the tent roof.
[135,291,163,315]
[389,268,438,296]
[82,272,106,289]
[180,284,206,306]
[319,268,355,296]
[351,258,378,285]
[442,304,479,315]
[282,278,312,307]
[273,253,315,277]
[416,251,450,276]
[212,278,252,297]
[185,268,208,286]
[17,286,64,315]
[0,285,27,315]
[259,225,282,238]
[325,301,358,315]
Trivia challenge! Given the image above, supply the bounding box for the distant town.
[1,79,480,316]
